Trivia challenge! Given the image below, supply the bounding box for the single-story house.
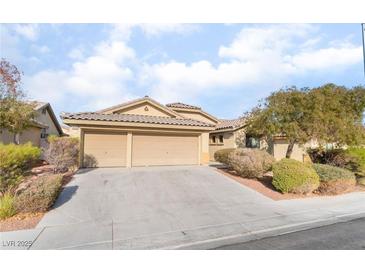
[61,96,216,168]
[61,96,311,168]
[0,101,63,147]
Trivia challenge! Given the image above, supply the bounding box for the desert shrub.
[345,147,365,176]
[308,147,365,176]
[227,148,275,178]
[357,177,365,186]
[0,193,17,220]
[0,142,41,193]
[15,174,63,213]
[307,148,350,167]
[272,158,320,194]
[313,164,356,194]
[44,137,79,173]
[214,148,235,164]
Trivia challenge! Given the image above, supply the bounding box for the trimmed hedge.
[227,148,275,178]
[313,164,356,194]
[15,174,63,213]
[0,142,41,193]
[272,158,320,194]
[214,148,235,165]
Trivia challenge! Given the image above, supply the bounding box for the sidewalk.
[2,191,365,250]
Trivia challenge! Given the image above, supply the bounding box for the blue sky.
[1,23,364,121]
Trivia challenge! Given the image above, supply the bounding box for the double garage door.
[83,131,199,167]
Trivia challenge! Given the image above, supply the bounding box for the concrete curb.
[165,211,365,250]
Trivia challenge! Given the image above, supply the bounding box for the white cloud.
[219,24,313,61]
[110,23,199,41]
[141,60,262,102]
[139,24,199,36]
[31,45,50,54]
[68,48,84,60]
[25,40,136,112]
[289,45,362,71]
[22,24,363,116]
[14,24,39,41]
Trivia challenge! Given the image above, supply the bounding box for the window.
[219,135,224,143]
[40,128,48,139]
[246,136,260,148]
[211,136,216,143]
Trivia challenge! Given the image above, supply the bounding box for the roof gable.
[167,103,219,124]
[98,97,184,118]
[214,118,246,132]
[30,101,63,135]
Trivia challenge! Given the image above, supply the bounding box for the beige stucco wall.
[19,127,41,146]
[272,139,307,162]
[200,132,210,164]
[114,102,171,117]
[174,110,217,124]
[62,126,80,137]
[0,127,41,146]
[0,129,15,144]
[209,131,236,160]
[36,108,60,136]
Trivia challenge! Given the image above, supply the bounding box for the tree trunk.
[13,133,20,145]
[286,140,295,158]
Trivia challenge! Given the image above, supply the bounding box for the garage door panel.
[83,132,127,167]
[132,134,199,166]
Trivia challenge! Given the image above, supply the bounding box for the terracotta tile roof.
[61,112,215,127]
[214,118,246,131]
[166,102,201,110]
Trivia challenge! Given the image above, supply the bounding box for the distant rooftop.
[214,118,246,131]
[166,102,201,110]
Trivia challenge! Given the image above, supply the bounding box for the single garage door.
[83,131,127,167]
[132,133,199,166]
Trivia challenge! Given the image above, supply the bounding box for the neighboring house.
[61,124,80,138]
[0,101,63,147]
[61,96,311,168]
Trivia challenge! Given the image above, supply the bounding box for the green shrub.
[0,193,17,220]
[227,148,275,178]
[308,147,365,176]
[0,142,41,193]
[15,174,63,213]
[313,163,355,182]
[272,158,320,194]
[313,164,356,194]
[44,137,79,173]
[214,148,235,164]
[345,147,365,176]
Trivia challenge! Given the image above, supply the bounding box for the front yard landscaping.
[0,137,79,232]
[214,147,365,200]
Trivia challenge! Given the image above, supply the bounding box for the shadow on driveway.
[53,185,79,209]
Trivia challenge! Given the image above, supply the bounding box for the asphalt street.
[215,217,365,250]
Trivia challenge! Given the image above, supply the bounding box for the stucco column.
[126,132,133,167]
[79,128,84,168]
[200,132,210,165]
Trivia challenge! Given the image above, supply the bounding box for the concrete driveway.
[4,165,365,249]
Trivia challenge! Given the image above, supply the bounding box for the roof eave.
[62,118,215,131]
